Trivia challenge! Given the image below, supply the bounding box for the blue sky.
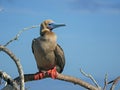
[0,0,120,89]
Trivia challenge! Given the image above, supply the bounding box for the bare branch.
[4,25,39,47]
[57,73,100,90]
[103,74,108,90]
[108,76,120,90]
[0,25,39,90]
[0,70,19,90]
[80,69,101,89]
[14,72,100,90]
[0,45,24,90]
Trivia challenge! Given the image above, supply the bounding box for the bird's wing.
[31,39,35,54]
[54,44,65,73]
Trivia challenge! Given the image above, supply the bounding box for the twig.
[14,72,99,90]
[103,74,108,90]
[108,76,120,90]
[4,25,39,47]
[0,70,19,90]
[80,69,101,89]
[0,45,24,90]
[0,25,39,89]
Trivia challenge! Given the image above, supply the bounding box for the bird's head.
[40,20,65,36]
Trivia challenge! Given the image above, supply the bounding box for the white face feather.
[47,22,55,30]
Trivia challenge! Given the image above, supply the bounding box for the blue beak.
[48,23,66,30]
[53,23,66,28]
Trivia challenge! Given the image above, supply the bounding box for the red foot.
[47,67,57,79]
[34,72,45,80]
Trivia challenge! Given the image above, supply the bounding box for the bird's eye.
[48,23,52,25]
[47,23,54,29]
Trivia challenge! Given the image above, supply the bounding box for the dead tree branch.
[0,45,24,90]
[80,69,101,89]
[14,72,100,90]
[57,73,100,90]
[4,25,39,47]
[103,74,108,90]
[0,25,40,90]
[0,70,19,90]
[108,76,120,90]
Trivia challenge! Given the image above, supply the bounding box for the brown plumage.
[32,20,65,79]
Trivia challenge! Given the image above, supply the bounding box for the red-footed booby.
[32,20,65,79]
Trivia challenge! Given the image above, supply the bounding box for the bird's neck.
[40,29,57,42]
[40,28,49,36]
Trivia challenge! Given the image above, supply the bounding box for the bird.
[32,20,66,79]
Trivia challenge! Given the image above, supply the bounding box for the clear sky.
[0,0,120,89]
